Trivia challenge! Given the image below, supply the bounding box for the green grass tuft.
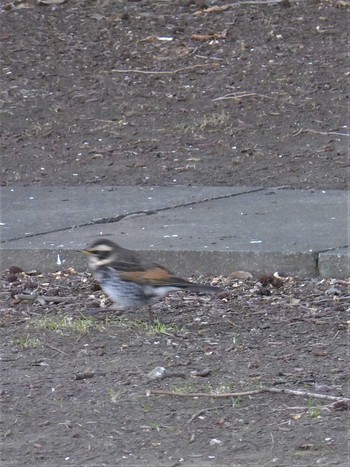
[33,315,97,334]
[13,335,40,349]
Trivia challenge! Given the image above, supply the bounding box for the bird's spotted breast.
[95,266,151,310]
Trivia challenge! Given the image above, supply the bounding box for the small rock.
[190,368,211,377]
[210,438,223,446]
[147,366,166,380]
[325,287,341,296]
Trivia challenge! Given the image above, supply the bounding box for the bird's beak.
[80,249,92,255]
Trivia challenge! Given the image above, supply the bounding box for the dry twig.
[194,0,289,15]
[15,293,73,303]
[43,342,67,354]
[294,128,350,137]
[112,63,218,75]
[149,386,350,402]
[213,92,273,101]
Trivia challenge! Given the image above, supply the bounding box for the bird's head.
[82,239,119,269]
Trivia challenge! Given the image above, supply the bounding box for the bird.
[82,238,222,321]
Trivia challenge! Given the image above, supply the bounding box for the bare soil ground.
[1,268,349,467]
[1,0,349,189]
[1,0,349,466]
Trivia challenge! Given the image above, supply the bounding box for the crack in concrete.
[2,187,266,243]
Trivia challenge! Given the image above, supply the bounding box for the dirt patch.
[1,0,348,189]
[1,268,349,466]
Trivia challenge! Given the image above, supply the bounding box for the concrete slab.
[1,186,349,278]
[318,247,350,278]
[1,185,250,242]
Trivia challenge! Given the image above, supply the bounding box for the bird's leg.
[147,305,155,323]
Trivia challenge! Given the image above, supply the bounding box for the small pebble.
[147,366,166,380]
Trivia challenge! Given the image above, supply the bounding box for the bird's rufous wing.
[120,267,192,287]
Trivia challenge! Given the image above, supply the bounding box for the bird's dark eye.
[98,251,110,260]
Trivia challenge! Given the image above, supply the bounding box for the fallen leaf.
[290,412,304,420]
[74,369,95,380]
[299,443,314,450]
[191,30,228,42]
[330,400,350,411]
[91,153,105,160]
[14,2,35,9]
[335,0,350,6]
[313,349,328,357]
[271,276,284,288]
[194,5,231,16]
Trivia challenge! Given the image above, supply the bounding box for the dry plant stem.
[16,294,73,303]
[293,128,350,137]
[112,63,218,75]
[150,388,264,398]
[206,0,291,6]
[196,0,291,14]
[213,92,273,101]
[237,0,290,4]
[150,387,350,403]
[43,342,67,354]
